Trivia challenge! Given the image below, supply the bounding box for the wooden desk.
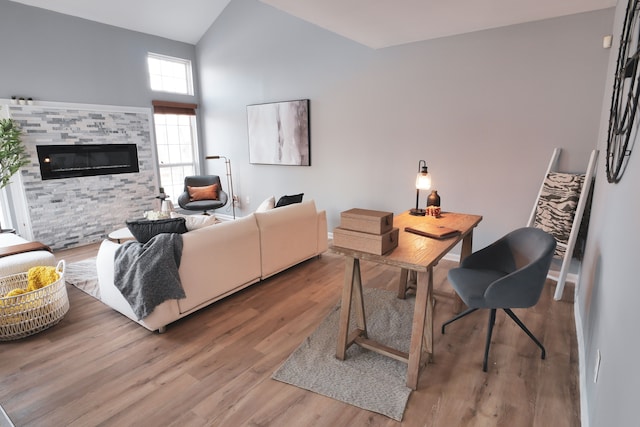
[332,211,482,390]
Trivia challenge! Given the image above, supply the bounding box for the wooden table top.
[330,211,482,272]
[107,227,135,242]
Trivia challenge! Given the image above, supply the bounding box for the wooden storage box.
[340,208,393,235]
[333,227,399,255]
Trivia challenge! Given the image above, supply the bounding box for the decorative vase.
[427,190,441,207]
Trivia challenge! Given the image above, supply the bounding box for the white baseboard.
[574,288,589,427]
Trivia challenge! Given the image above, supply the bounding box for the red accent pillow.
[188,184,218,201]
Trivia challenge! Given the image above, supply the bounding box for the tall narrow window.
[152,101,199,204]
[147,53,194,95]
[0,189,10,231]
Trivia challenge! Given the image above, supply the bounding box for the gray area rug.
[65,257,100,300]
[272,288,414,421]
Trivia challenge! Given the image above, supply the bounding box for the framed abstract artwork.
[247,99,310,166]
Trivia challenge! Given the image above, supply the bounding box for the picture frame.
[247,99,310,166]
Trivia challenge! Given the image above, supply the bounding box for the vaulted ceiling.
[9,0,616,48]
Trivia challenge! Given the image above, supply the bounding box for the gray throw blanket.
[114,233,185,320]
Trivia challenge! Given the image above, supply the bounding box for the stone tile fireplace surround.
[6,102,157,250]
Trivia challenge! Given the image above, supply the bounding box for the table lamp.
[409,159,431,216]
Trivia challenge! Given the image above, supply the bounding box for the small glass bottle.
[427,190,441,207]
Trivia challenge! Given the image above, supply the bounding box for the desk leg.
[424,268,434,359]
[460,230,474,261]
[406,267,433,390]
[397,268,409,299]
[336,257,366,360]
[398,269,418,299]
[352,259,367,337]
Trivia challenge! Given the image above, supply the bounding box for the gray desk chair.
[441,227,556,371]
[177,175,228,215]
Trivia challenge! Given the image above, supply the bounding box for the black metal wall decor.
[607,0,640,183]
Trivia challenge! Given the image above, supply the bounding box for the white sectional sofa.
[96,200,328,332]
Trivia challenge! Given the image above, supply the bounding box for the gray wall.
[0,0,198,108]
[581,1,640,425]
[197,0,612,254]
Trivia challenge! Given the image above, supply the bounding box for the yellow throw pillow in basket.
[4,288,27,297]
[2,266,59,298]
[27,266,59,291]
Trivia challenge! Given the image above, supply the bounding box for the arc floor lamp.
[205,155,236,219]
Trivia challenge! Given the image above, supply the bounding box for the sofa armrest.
[96,240,181,332]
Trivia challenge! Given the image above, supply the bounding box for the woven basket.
[0,260,69,341]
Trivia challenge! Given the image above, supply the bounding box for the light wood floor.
[0,244,579,426]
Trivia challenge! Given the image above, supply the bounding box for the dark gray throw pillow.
[126,217,188,244]
[275,193,304,208]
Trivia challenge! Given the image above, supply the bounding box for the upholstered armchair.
[177,175,228,215]
[441,227,556,371]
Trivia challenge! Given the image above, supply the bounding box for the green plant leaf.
[0,118,29,189]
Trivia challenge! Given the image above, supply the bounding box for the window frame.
[152,101,200,204]
[147,52,194,96]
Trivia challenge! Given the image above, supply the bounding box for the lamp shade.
[410,159,431,216]
[416,171,431,190]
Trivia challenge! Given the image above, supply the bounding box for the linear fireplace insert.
[36,144,139,180]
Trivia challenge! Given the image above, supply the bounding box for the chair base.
[442,308,546,372]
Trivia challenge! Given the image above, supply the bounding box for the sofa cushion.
[126,218,188,244]
[177,215,261,314]
[256,196,275,212]
[254,200,318,278]
[170,212,220,231]
[188,184,219,201]
[275,193,303,208]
